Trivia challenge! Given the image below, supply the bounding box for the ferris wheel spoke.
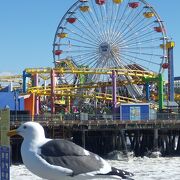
[75,54,99,67]
[77,19,100,41]
[89,0,107,40]
[111,51,128,68]
[127,15,152,34]
[112,57,124,68]
[67,31,99,47]
[120,52,161,66]
[111,21,147,46]
[107,1,116,42]
[71,51,97,58]
[110,2,123,39]
[121,49,162,57]
[103,2,108,39]
[105,0,111,36]
[113,21,154,46]
[94,56,107,68]
[69,44,96,49]
[73,56,100,66]
[65,27,100,46]
[95,3,111,42]
[82,54,100,66]
[114,52,135,67]
[66,37,98,47]
[99,5,106,35]
[87,55,99,69]
[104,51,122,68]
[69,18,99,43]
[118,57,142,71]
[58,42,97,50]
[79,11,104,43]
[112,0,131,39]
[70,51,98,62]
[96,2,109,41]
[115,9,135,38]
[63,49,97,54]
[120,45,160,50]
[73,52,99,62]
[111,8,146,43]
[122,7,145,33]
[118,53,158,72]
[118,21,155,44]
[119,37,162,48]
[118,30,157,47]
[86,8,106,41]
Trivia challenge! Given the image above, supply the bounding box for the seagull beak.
[7,130,18,137]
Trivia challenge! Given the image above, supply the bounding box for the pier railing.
[10,112,180,125]
[10,113,180,122]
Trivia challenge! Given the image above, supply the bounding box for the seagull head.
[7,122,45,140]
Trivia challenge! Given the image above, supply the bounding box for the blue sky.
[0,0,179,77]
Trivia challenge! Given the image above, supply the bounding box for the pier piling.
[153,129,159,151]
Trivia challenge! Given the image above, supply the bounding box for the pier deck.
[10,119,180,130]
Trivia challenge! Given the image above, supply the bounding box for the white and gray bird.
[7,122,134,180]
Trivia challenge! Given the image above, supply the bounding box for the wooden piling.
[120,130,128,155]
[153,129,159,151]
[82,130,86,149]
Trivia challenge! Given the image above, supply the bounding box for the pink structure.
[34,73,39,115]
[51,69,56,114]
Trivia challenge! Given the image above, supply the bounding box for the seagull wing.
[39,139,106,176]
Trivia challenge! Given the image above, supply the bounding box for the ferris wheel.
[53,0,168,99]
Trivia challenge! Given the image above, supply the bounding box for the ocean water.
[11,156,180,180]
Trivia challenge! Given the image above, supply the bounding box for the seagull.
[7,122,134,180]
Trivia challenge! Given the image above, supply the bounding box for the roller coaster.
[22,62,162,114]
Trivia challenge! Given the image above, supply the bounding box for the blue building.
[0,85,24,111]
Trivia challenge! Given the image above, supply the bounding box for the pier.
[9,113,180,163]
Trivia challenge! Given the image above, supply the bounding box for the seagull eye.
[23,126,27,129]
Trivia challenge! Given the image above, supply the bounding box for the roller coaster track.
[25,60,158,104]
[25,65,156,104]
[27,87,142,103]
[25,67,157,78]
[28,78,144,92]
[0,75,22,84]
[0,75,22,79]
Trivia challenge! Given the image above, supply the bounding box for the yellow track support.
[39,74,50,81]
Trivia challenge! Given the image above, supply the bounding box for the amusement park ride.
[0,0,176,115]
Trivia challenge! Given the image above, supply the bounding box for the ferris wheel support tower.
[167,41,175,102]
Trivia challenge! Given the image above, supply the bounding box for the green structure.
[0,108,10,146]
[143,74,164,111]
[158,74,164,110]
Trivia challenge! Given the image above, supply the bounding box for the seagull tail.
[105,167,134,179]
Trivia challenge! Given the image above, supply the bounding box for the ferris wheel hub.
[99,42,110,54]
[99,42,119,60]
